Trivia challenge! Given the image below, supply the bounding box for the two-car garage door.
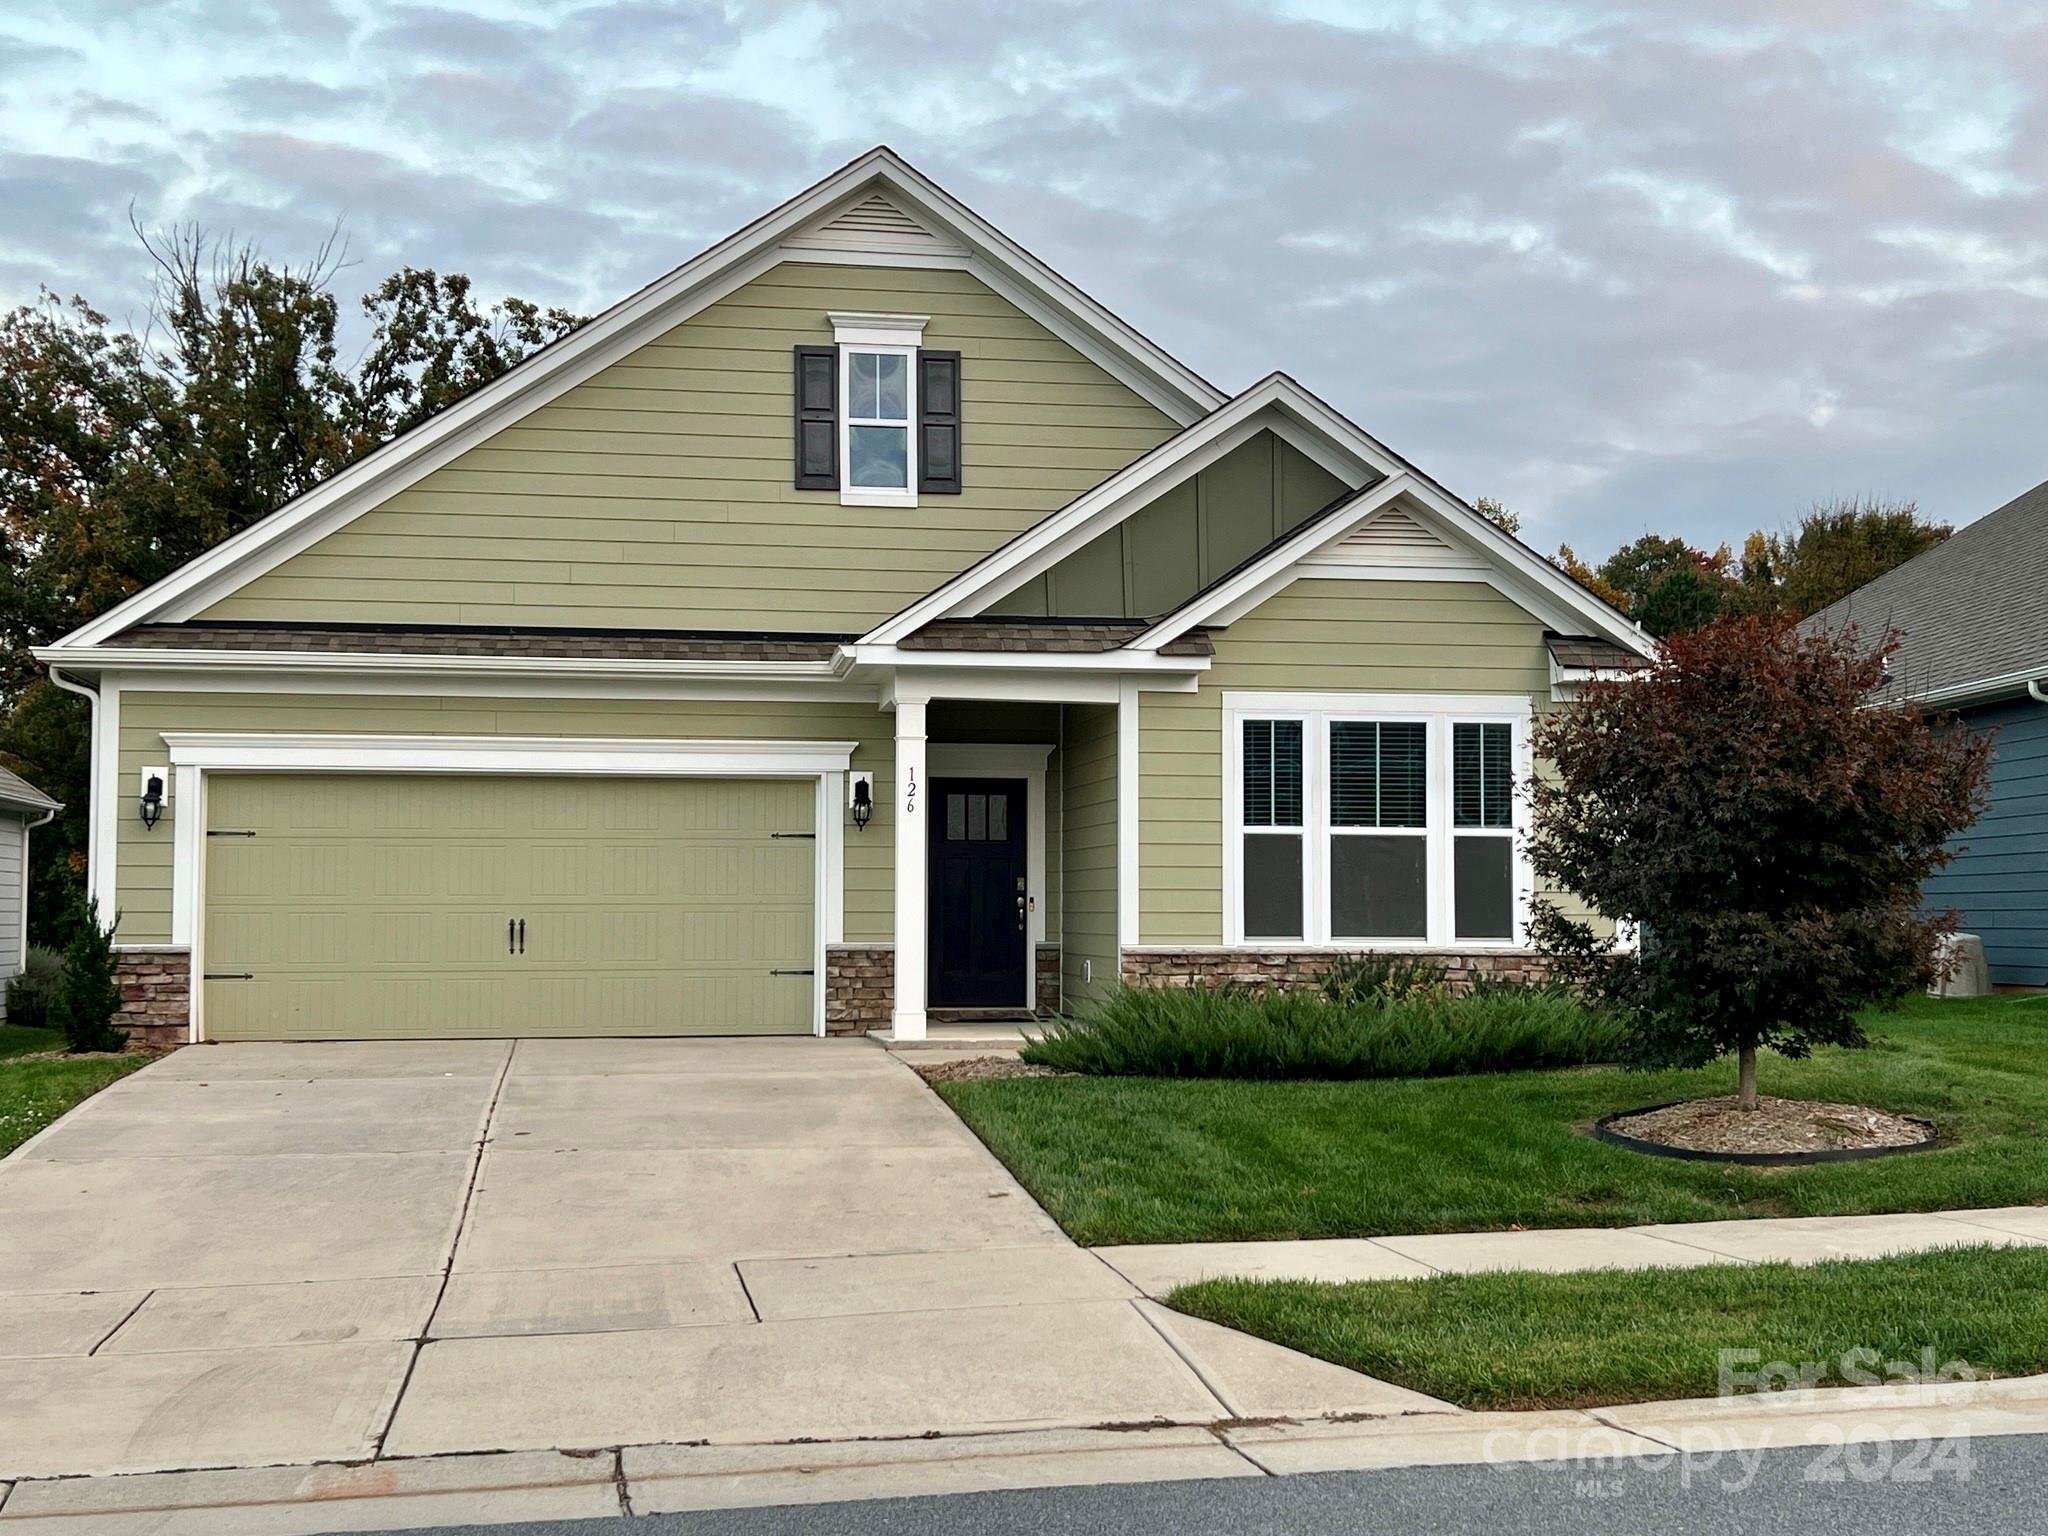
[202,774,817,1041]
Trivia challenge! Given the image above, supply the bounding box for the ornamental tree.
[1527,616,1990,1109]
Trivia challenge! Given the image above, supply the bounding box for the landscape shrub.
[1022,981,1625,1080]
[48,899,127,1054]
[5,946,63,1032]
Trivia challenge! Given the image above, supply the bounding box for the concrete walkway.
[0,1036,1438,1527]
[1094,1206,2048,1295]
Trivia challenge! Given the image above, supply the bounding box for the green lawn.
[936,994,2048,1245]
[1170,1246,2048,1410]
[0,1027,145,1157]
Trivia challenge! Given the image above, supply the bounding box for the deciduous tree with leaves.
[0,228,580,942]
[1527,617,1990,1110]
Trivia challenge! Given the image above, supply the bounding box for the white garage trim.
[163,732,857,1044]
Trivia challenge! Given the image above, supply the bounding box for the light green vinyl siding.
[204,774,814,1040]
[115,690,897,948]
[1059,702,1119,1007]
[200,263,1179,633]
[1139,579,1553,945]
[987,431,1354,620]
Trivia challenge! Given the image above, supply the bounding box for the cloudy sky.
[3,0,2044,556]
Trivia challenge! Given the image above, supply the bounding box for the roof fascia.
[57,147,1225,649]
[840,643,1207,674]
[860,375,1404,647]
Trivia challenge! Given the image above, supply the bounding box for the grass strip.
[1169,1244,2048,1410]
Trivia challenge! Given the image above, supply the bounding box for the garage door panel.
[203,774,817,1040]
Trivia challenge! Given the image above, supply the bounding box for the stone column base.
[1035,943,1061,1014]
[824,945,894,1035]
[114,948,191,1052]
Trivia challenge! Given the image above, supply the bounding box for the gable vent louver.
[1326,507,1454,563]
[783,191,968,258]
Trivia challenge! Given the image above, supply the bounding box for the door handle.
[1016,894,1026,932]
[508,918,515,956]
[517,918,526,956]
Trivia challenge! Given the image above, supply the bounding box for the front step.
[868,1020,1045,1053]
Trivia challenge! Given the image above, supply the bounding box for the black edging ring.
[1589,1101,1942,1166]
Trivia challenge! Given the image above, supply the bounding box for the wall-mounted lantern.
[849,772,874,832]
[138,766,166,829]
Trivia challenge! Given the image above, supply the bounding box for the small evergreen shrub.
[5,945,63,1031]
[1023,981,1624,1080]
[49,899,127,1054]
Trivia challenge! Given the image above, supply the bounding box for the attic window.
[830,313,926,508]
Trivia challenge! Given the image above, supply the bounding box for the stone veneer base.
[114,947,192,1052]
[1121,947,1552,991]
[825,943,1063,1032]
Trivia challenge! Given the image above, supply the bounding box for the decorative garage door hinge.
[768,967,816,977]
[769,831,816,840]
[203,972,254,980]
[206,829,258,838]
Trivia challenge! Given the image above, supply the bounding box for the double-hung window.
[842,345,914,499]
[1227,695,1530,948]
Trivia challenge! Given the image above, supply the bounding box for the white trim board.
[54,147,1224,652]
[161,731,858,1043]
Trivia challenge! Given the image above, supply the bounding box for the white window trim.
[832,312,926,508]
[1222,691,1534,951]
[157,732,856,1044]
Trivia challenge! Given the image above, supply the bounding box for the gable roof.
[1805,476,2048,704]
[53,147,1228,652]
[863,371,1650,656]
[0,766,60,816]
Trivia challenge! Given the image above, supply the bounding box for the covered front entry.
[927,777,1029,1008]
[202,773,817,1040]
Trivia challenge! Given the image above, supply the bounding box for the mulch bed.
[1606,1095,1934,1156]
[911,1055,1064,1086]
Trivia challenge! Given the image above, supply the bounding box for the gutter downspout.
[46,665,99,922]
[2030,680,2048,706]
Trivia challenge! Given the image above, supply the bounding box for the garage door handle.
[508,918,516,956]
[518,918,526,955]
[769,968,815,977]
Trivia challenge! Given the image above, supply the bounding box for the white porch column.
[891,697,929,1040]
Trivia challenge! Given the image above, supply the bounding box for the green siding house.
[36,148,1654,1048]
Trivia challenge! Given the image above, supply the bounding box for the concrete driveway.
[0,1038,1423,1487]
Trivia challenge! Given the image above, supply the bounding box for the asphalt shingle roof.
[1804,477,2048,701]
[1545,634,1652,672]
[111,624,848,663]
[898,619,1214,657]
[0,766,60,814]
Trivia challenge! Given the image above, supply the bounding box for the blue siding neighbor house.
[1808,477,2048,987]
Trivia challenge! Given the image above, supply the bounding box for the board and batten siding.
[199,264,1180,634]
[1925,696,2048,986]
[1138,578,1563,946]
[114,690,898,949]
[1059,702,1119,1008]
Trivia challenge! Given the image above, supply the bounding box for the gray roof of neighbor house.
[0,766,60,815]
[1804,477,2048,703]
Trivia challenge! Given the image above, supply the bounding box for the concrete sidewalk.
[1093,1206,2048,1295]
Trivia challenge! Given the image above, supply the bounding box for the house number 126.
[905,766,918,817]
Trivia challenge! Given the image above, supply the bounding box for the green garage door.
[203,774,816,1040]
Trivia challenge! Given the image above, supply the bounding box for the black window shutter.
[793,345,838,490]
[918,349,962,494]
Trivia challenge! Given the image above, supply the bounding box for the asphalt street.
[392,1429,2044,1535]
